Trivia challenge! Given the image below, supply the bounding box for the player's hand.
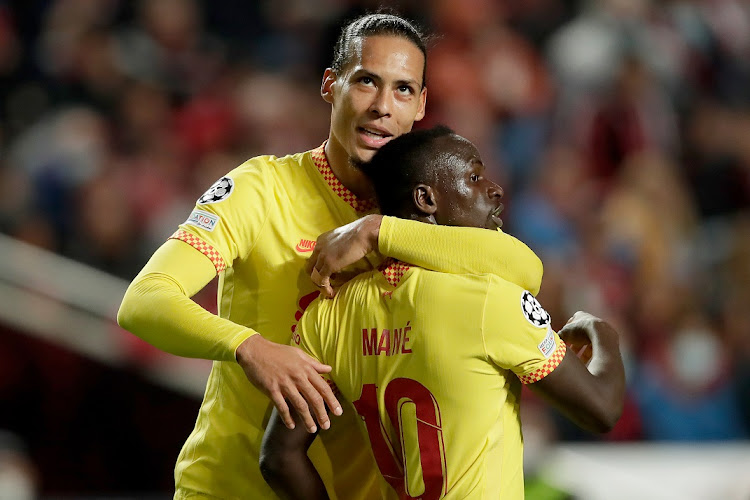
[558,311,599,365]
[558,311,617,365]
[236,335,343,432]
[307,214,383,298]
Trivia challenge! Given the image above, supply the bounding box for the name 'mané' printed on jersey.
[362,321,413,356]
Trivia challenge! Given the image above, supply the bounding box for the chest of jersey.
[220,154,377,345]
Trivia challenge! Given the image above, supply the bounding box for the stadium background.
[0,0,749,498]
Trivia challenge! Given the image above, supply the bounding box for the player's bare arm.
[260,408,328,500]
[528,311,626,433]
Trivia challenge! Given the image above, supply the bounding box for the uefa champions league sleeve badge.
[198,177,234,204]
[521,291,551,328]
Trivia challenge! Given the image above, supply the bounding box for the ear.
[414,86,427,122]
[413,184,437,215]
[321,68,337,104]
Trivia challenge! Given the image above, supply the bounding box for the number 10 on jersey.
[353,378,447,500]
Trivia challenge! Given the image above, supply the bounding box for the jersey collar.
[378,258,412,287]
[311,143,377,214]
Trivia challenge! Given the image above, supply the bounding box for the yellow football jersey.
[296,259,566,500]
[171,145,381,499]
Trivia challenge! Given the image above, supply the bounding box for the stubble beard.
[349,156,365,171]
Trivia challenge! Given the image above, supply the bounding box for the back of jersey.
[297,261,526,500]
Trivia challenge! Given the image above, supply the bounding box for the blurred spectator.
[723,283,750,433]
[508,145,592,261]
[66,171,146,279]
[683,101,750,218]
[7,107,110,251]
[582,56,678,193]
[232,71,330,155]
[599,151,696,292]
[633,311,748,440]
[115,0,225,96]
[0,6,21,81]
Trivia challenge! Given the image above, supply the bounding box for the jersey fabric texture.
[296,259,566,500]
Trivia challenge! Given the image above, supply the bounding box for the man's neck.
[387,212,435,225]
[409,214,436,225]
[325,139,375,200]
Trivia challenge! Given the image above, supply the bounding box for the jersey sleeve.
[481,278,566,384]
[117,238,257,361]
[170,159,273,274]
[378,217,543,295]
[294,300,340,393]
[292,300,324,362]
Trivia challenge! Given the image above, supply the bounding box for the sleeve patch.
[519,339,566,384]
[521,290,551,328]
[169,230,227,274]
[198,176,234,204]
[184,209,220,232]
[538,326,556,358]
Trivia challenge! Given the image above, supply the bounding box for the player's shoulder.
[200,150,314,199]
[485,272,527,296]
[403,268,497,311]
[308,270,389,326]
[297,273,380,344]
[229,153,284,179]
[397,266,531,301]
[302,268,381,312]
[420,269,544,323]
[240,149,323,188]
[205,155,274,189]
[482,272,534,306]
[484,274,552,329]
[413,266,497,290]
[229,148,308,173]
[331,269,386,305]
[190,159,272,211]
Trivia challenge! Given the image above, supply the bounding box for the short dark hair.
[331,13,429,87]
[360,125,456,216]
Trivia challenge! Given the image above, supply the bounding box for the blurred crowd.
[1,0,749,458]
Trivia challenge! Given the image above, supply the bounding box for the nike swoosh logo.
[296,239,316,253]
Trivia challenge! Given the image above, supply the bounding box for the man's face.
[323,35,427,165]
[432,135,505,231]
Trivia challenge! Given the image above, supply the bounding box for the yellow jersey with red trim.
[296,259,566,500]
[170,145,381,499]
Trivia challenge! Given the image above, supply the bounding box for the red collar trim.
[378,258,412,287]
[310,143,377,213]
